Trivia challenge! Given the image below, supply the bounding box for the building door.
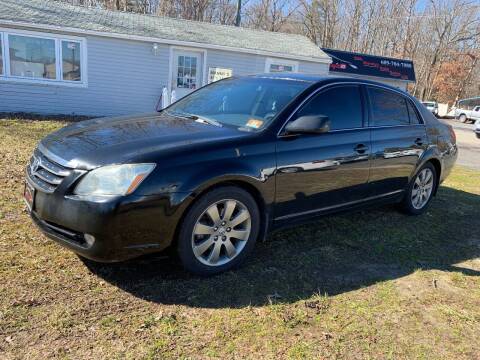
[171,50,203,101]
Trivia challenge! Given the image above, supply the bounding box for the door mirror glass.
[285,115,331,134]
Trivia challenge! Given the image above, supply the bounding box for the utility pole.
[235,0,242,26]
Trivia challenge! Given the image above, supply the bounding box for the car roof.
[240,73,439,127]
[248,73,409,94]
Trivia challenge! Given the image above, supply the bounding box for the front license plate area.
[24,182,35,212]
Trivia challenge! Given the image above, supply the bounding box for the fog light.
[84,234,95,247]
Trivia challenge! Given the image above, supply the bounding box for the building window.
[0,33,3,75]
[0,30,86,86]
[62,40,82,81]
[9,35,57,79]
[177,55,198,89]
[265,58,299,73]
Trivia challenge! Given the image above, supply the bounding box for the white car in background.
[456,105,480,124]
[475,119,480,139]
[422,101,439,116]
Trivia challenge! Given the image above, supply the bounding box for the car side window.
[367,87,410,126]
[295,85,363,130]
[406,101,422,124]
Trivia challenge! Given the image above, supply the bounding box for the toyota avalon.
[25,74,458,275]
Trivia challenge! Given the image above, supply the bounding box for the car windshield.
[165,77,312,130]
[423,102,435,107]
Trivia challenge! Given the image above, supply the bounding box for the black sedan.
[25,74,458,275]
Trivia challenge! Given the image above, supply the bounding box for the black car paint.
[27,75,457,262]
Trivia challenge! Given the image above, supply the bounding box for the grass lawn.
[1,119,479,359]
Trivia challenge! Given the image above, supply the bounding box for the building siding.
[0,35,170,116]
[0,28,329,116]
[299,61,330,75]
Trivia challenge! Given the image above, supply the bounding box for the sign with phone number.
[322,48,416,82]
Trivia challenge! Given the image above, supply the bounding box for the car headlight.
[74,164,156,196]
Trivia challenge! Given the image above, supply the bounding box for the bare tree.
[244,0,300,32]
[56,0,480,101]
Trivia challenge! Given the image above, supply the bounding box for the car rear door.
[274,84,371,220]
[366,86,428,196]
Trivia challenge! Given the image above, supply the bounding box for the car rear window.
[368,87,410,126]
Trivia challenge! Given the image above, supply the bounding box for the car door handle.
[354,144,369,154]
[414,138,424,146]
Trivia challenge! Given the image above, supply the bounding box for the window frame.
[0,28,87,87]
[277,82,424,137]
[265,57,299,73]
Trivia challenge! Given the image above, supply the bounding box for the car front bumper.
[29,188,192,262]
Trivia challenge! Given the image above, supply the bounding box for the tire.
[177,186,260,276]
[401,162,437,215]
[459,114,467,123]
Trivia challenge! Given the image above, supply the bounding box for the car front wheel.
[177,186,260,276]
[401,163,437,215]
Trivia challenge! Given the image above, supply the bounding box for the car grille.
[26,149,72,193]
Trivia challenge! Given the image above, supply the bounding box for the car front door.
[366,86,428,196]
[274,84,371,220]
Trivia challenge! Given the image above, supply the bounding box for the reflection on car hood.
[39,112,247,169]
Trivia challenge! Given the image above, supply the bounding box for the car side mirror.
[284,115,331,134]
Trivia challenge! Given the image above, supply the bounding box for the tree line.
[61,0,480,104]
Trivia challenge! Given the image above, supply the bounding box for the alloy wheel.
[411,168,434,209]
[191,199,252,266]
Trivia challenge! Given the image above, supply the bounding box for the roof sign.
[321,48,416,82]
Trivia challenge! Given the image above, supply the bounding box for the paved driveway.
[441,118,480,170]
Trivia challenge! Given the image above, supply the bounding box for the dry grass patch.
[1,118,479,359]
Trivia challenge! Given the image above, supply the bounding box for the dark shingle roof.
[0,0,329,61]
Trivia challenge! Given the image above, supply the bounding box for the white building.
[0,0,331,117]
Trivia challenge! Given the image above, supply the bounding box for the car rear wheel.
[459,114,468,123]
[401,163,437,215]
[177,186,260,276]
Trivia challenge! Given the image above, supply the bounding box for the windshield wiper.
[166,110,223,127]
[165,110,191,119]
[192,115,223,127]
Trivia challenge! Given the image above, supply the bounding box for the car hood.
[39,112,249,169]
